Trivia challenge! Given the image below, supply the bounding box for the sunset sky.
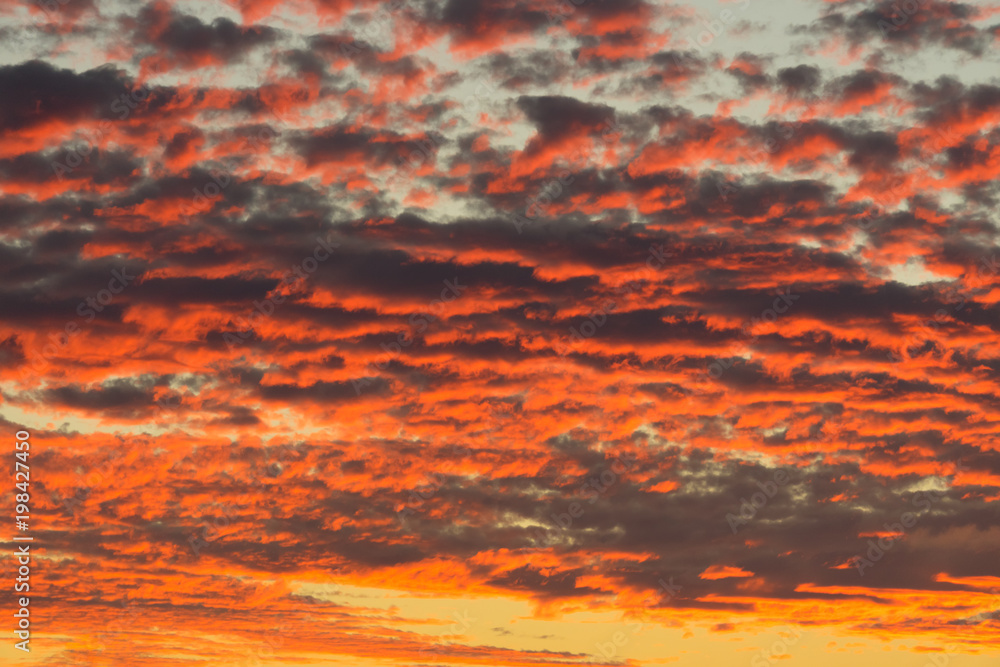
[2,0,1000,665]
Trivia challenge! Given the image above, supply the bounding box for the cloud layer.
[1,0,999,664]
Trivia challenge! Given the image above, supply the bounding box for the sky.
[1,0,1000,665]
